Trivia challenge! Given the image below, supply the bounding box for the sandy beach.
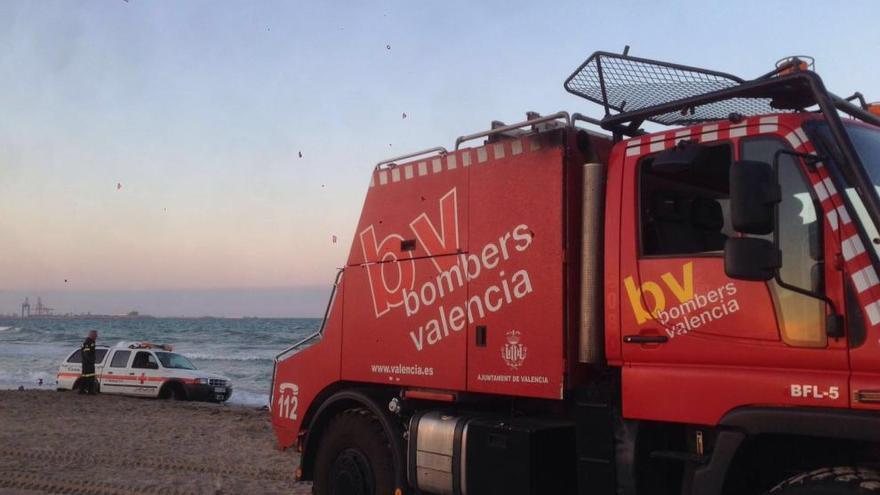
[0,390,311,495]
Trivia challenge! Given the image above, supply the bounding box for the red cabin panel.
[341,254,467,390]
[465,135,566,399]
[348,154,469,266]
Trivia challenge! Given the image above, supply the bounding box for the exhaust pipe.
[580,162,605,363]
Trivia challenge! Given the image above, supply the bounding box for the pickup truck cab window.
[131,351,158,369]
[67,348,108,364]
[109,350,131,368]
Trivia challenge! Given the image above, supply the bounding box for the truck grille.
[209,379,227,387]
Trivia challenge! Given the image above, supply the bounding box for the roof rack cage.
[564,51,794,127]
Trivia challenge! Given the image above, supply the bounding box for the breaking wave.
[182,352,274,362]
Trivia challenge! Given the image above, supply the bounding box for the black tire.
[160,383,187,401]
[312,408,396,495]
[768,467,880,494]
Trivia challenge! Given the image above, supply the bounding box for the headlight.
[197,378,209,385]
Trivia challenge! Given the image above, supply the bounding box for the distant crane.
[20,297,54,318]
[33,297,54,317]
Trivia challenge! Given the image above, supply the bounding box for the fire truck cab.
[272,51,880,495]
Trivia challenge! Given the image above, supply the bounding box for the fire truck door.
[619,133,848,424]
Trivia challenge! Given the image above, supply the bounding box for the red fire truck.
[271,50,880,494]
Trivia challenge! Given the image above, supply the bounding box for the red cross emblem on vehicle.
[139,373,146,384]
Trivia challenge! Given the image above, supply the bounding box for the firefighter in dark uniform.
[79,330,98,395]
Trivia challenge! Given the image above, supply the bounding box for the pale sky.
[0,1,878,316]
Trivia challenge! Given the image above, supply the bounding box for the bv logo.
[277,383,299,421]
[623,262,694,324]
[360,188,461,318]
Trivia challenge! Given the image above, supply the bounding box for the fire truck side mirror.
[730,160,781,235]
[724,237,781,281]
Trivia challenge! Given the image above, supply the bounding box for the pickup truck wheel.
[313,408,395,495]
[160,383,187,401]
[767,467,880,494]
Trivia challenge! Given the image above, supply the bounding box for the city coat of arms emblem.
[501,330,527,370]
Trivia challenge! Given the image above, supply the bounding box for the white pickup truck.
[57,342,232,402]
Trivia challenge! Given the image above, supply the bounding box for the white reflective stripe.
[842,234,866,261]
[866,300,880,326]
[674,130,691,144]
[759,116,779,133]
[701,124,719,142]
[461,152,471,167]
[418,161,428,176]
[853,266,880,293]
[493,143,505,159]
[477,148,488,163]
[511,140,523,155]
[795,127,808,144]
[649,135,665,152]
[813,181,830,201]
[785,130,803,149]
[729,123,748,138]
[823,177,837,196]
[836,204,852,226]
[391,168,400,182]
[625,138,642,157]
[432,158,442,173]
[404,164,414,179]
[446,155,457,170]
[379,170,388,185]
[827,210,838,230]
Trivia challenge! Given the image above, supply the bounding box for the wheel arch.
[299,385,405,490]
[689,407,880,495]
[158,380,187,400]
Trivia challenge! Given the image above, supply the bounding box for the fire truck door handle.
[476,325,487,347]
[623,334,669,344]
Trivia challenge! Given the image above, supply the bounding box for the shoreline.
[0,383,272,409]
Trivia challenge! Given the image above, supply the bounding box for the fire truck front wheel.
[767,467,880,494]
[313,408,396,495]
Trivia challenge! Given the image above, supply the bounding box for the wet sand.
[0,390,311,494]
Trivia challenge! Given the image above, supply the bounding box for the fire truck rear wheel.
[767,467,880,494]
[313,408,395,495]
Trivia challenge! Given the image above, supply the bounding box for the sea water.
[0,317,319,407]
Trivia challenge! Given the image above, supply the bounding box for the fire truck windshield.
[812,122,880,259]
[847,124,880,190]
